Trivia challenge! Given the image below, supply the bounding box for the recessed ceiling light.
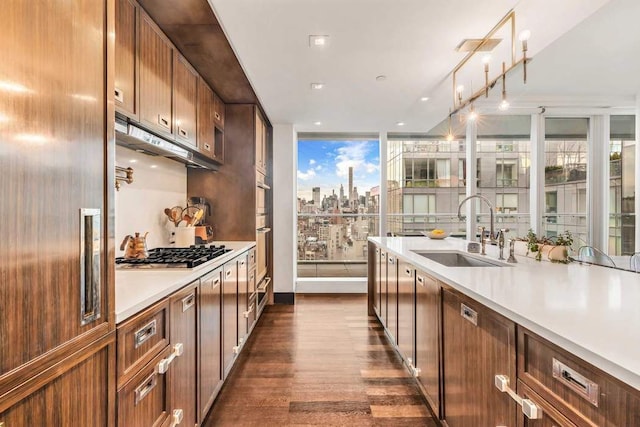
[129,159,138,163]
[150,165,158,169]
[420,97,430,102]
[396,122,405,126]
[376,75,387,82]
[309,35,329,47]
[310,83,324,90]
[314,121,322,126]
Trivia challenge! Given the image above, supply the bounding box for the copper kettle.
[120,232,149,259]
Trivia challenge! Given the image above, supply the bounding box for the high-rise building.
[312,187,320,205]
[339,184,345,204]
[348,166,354,201]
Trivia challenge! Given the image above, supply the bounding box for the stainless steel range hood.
[115,117,218,171]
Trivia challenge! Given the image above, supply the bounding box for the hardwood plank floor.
[204,294,438,426]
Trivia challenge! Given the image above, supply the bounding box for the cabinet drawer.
[517,380,578,427]
[518,328,640,427]
[256,185,266,214]
[117,346,172,427]
[256,214,266,230]
[117,299,170,387]
[248,248,256,270]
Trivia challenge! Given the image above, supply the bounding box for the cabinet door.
[115,0,138,118]
[0,340,111,426]
[372,246,380,316]
[255,109,266,172]
[222,261,238,379]
[237,254,249,345]
[396,259,414,365]
[199,268,222,424]
[169,283,198,427]
[386,254,398,343]
[442,287,517,427]
[379,250,388,327]
[197,79,215,159]
[415,271,440,417]
[213,92,225,129]
[139,10,173,135]
[256,225,270,284]
[0,0,109,376]
[173,54,198,147]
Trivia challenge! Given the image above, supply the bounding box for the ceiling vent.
[456,38,502,52]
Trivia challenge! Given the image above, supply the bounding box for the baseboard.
[295,277,367,294]
[273,292,295,304]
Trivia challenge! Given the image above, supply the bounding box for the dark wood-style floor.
[204,294,437,426]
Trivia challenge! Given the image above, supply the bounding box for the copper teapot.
[120,232,149,259]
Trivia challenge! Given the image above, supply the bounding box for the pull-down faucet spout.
[457,194,495,242]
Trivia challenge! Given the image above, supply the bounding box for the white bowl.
[424,230,448,239]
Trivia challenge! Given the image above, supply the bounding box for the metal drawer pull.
[212,277,220,288]
[257,227,271,233]
[405,268,412,276]
[114,87,124,103]
[460,303,478,326]
[134,319,157,348]
[178,127,188,138]
[552,358,599,406]
[158,115,170,129]
[80,208,101,326]
[417,275,424,286]
[226,269,232,278]
[170,409,184,427]
[244,304,255,318]
[388,257,394,264]
[157,343,184,374]
[134,372,157,405]
[240,260,246,267]
[214,112,221,121]
[257,181,271,190]
[182,293,195,312]
[257,277,271,292]
[233,344,241,354]
[204,143,211,150]
[495,375,543,419]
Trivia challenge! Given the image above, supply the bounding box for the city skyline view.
[297,139,380,202]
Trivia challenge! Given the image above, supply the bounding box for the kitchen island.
[370,236,640,426]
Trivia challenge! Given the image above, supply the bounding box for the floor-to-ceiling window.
[543,118,589,246]
[296,136,379,278]
[609,115,636,255]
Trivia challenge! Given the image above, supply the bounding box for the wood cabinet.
[386,253,398,344]
[115,0,139,118]
[379,249,388,327]
[169,283,198,427]
[518,381,577,427]
[415,270,440,417]
[214,92,226,129]
[197,79,224,162]
[139,8,173,135]
[370,244,380,317]
[173,54,198,147]
[222,260,238,379]
[0,0,114,422]
[198,268,223,423]
[397,259,415,366]
[188,104,272,305]
[237,254,249,345]
[441,287,517,427]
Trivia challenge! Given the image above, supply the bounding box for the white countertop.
[370,236,640,391]
[115,241,255,323]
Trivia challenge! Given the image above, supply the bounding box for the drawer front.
[518,328,640,427]
[117,299,170,387]
[248,248,256,270]
[517,380,578,427]
[256,186,266,214]
[118,347,172,427]
[256,214,266,230]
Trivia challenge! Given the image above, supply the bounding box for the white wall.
[115,145,187,255]
[272,124,297,294]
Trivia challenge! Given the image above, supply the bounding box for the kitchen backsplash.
[115,145,187,254]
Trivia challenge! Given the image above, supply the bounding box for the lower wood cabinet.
[441,287,518,427]
[371,244,380,317]
[118,346,172,427]
[198,267,223,423]
[386,253,398,343]
[0,337,113,426]
[415,270,440,417]
[222,259,239,379]
[379,249,387,327]
[169,283,198,427]
[396,259,415,367]
[517,381,577,427]
[237,254,249,345]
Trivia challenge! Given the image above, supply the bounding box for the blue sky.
[297,139,380,201]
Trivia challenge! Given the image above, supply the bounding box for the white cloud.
[309,159,316,165]
[315,165,322,171]
[297,169,316,181]
[334,141,379,178]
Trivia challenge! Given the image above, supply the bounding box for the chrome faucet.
[457,194,496,243]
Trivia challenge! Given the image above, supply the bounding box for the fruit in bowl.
[426,229,448,239]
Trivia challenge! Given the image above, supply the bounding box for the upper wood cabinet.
[197,79,225,163]
[442,287,517,427]
[115,0,138,118]
[213,93,225,129]
[255,109,267,174]
[139,9,173,135]
[173,54,198,148]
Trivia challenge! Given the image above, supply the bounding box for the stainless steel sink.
[411,251,509,267]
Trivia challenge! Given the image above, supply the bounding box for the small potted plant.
[514,229,573,263]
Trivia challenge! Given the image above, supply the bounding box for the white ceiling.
[211,0,638,133]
